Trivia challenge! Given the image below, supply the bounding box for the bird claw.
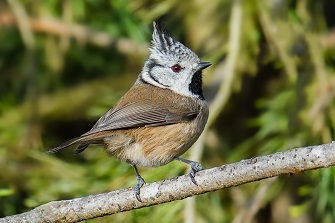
[134,188,142,202]
[188,161,203,185]
[134,175,145,202]
[189,171,197,185]
[175,157,203,185]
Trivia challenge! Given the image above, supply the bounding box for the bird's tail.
[47,133,103,154]
[47,136,84,154]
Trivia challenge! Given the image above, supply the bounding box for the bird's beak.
[197,62,212,71]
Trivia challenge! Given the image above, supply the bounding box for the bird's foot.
[188,161,203,185]
[134,174,145,202]
[175,157,203,185]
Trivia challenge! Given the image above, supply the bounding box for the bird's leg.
[175,157,203,185]
[131,164,145,202]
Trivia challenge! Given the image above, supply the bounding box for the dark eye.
[171,64,182,73]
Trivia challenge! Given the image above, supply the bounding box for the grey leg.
[175,157,203,185]
[131,164,145,202]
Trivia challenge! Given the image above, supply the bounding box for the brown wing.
[82,98,198,136]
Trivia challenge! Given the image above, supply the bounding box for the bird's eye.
[171,64,182,73]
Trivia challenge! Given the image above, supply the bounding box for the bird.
[47,21,211,202]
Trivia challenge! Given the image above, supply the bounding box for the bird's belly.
[106,122,203,167]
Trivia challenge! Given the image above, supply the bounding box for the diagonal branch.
[1,142,335,223]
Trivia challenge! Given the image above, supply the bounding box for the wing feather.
[82,99,198,136]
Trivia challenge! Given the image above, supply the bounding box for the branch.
[2,142,335,223]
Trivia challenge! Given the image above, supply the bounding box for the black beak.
[197,62,212,71]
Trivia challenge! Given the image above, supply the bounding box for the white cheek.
[170,71,194,97]
[140,70,168,89]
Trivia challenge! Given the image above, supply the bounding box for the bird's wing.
[82,99,198,136]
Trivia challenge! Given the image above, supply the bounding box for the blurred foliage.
[1,0,335,222]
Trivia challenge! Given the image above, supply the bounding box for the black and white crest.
[151,22,175,51]
[150,21,200,64]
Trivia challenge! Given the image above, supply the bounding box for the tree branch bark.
[2,142,335,223]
